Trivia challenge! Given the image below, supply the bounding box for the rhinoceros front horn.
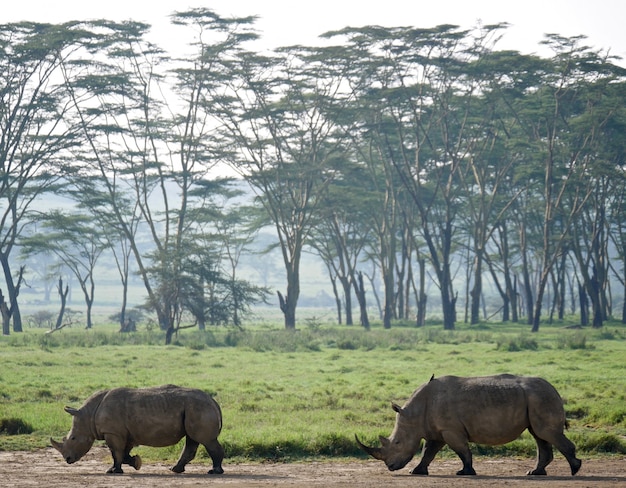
[355,434,383,460]
[50,438,64,452]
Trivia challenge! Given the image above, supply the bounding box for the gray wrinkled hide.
[359,374,581,476]
[51,385,224,475]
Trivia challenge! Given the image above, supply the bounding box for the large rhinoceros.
[356,374,581,476]
[51,384,224,475]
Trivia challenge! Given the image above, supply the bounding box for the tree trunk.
[330,276,342,325]
[416,258,427,327]
[0,289,10,336]
[340,276,353,325]
[353,271,370,330]
[470,251,482,325]
[277,290,297,330]
[579,283,589,326]
[55,278,69,330]
[0,254,23,332]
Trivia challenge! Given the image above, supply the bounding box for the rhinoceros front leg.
[104,434,126,474]
[441,431,476,475]
[410,440,445,475]
[172,436,199,473]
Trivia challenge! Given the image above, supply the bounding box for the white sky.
[3,0,626,64]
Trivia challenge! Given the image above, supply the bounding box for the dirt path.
[2,447,624,487]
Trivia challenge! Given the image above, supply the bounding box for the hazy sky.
[4,0,625,63]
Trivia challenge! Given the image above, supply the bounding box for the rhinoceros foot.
[106,466,124,474]
[208,467,224,475]
[409,465,428,475]
[131,454,142,471]
[171,465,185,474]
[527,468,547,476]
[456,467,477,475]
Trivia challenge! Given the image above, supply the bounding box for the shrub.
[496,334,538,351]
[0,418,34,435]
[557,332,590,350]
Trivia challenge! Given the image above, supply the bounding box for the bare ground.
[2,447,624,487]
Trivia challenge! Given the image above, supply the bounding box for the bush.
[0,418,34,435]
[557,332,591,350]
[496,334,538,351]
[572,431,626,454]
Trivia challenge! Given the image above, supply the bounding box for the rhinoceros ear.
[391,402,404,414]
[64,406,80,416]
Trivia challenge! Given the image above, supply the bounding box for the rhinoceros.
[356,374,581,476]
[51,385,224,475]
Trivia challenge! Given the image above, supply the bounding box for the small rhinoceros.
[51,385,224,475]
[356,374,581,476]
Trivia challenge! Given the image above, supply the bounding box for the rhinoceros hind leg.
[122,452,141,470]
[172,436,199,473]
[204,439,225,475]
[568,457,582,476]
[456,466,477,476]
[545,431,581,475]
[527,428,553,475]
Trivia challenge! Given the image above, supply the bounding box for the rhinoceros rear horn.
[355,434,383,460]
[64,406,80,416]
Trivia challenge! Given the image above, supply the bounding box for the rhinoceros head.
[356,402,422,471]
[50,406,95,464]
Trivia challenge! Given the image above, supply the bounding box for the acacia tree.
[62,11,258,334]
[328,24,505,330]
[505,35,624,331]
[21,212,109,329]
[0,21,98,332]
[566,72,626,327]
[309,164,374,327]
[216,45,352,329]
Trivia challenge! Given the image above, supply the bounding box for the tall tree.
[508,35,624,331]
[21,212,109,329]
[63,11,257,333]
[0,21,96,332]
[217,44,351,328]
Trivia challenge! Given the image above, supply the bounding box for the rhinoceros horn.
[354,434,384,460]
[50,437,64,452]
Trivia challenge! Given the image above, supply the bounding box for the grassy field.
[0,319,625,464]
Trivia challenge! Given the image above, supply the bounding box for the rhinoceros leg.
[553,435,581,476]
[528,427,581,476]
[440,431,476,475]
[410,440,445,475]
[122,451,142,470]
[204,438,225,475]
[172,436,199,473]
[527,432,552,475]
[103,434,127,474]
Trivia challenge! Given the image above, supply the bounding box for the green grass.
[1,319,625,464]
